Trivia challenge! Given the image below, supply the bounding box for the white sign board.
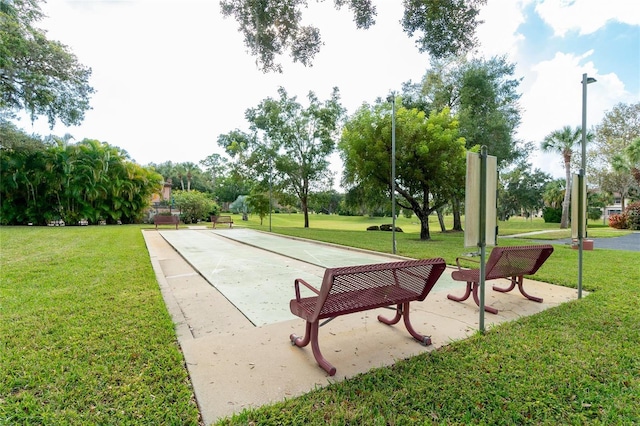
[571,173,587,239]
[464,152,498,248]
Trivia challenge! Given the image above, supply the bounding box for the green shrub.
[587,206,603,221]
[542,207,562,223]
[624,201,640,230]
[173,190,216,224]
[208,205,221,218]
[608,213,627,229]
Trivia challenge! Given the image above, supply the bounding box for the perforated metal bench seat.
[292,281,426,320]
[289,258,446,375]
[448,244,554,314]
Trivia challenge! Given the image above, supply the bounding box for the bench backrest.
[211,215,232,222]
[485,245,554,280]
[312,258,446,320]
[154,215,178,224]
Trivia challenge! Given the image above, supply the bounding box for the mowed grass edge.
[1,216,639,424]
[0,226,201,425]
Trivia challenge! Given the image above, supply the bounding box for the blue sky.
[517,2,639,94]
[19,0,640,183]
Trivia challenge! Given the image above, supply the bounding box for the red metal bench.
[289,258,446,375]
[153,214,179,230]
[447,244,554,314]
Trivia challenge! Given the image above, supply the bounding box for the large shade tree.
[591,103,640,208]
[591,102,640,168]
[587,102,640,195]
[402,55,523,230]
[0,0,94,126]
[403,56,523,165]
[612,137,640,187]
[220,0,487,72]
[340,101,466,240]
[540,125,582,229]
[498,161,551,221]
[218,87,344,227]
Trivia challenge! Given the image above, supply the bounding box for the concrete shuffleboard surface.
[143,228,582,424]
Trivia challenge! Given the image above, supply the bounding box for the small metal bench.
[153,215,179,230]
[211,215,234,228]
[447,244,554,314]
[289,258,446,375]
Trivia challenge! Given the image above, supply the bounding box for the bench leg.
[471,282,499,314]
[290,321,336,376]
[448,281,498,314]
[378,303,431,346]
[447,282,472,303]
[493,276,543,303]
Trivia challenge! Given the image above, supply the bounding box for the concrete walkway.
[504,230,640,251]
[143,228,582,425]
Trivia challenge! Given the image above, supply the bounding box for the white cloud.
[475,0,528,60]
[520,49,635,178]
[535,0,640,37]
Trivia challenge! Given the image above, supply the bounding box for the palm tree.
[542,178,565,209]
[612,137,640,188]
[541,126,582,228]
[183,162,199,191]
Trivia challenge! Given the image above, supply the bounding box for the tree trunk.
[416,211,431,240]
[561,160,571,229]
[301,198,309,228]
[452,197,463,231]
[437,209,446,232]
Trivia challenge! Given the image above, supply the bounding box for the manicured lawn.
[1,215,638,425]
[0,226,201,425]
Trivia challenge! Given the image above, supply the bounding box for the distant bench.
[447,244,554,314]
[211,215,233,228]
[289,258,446,376]
[153,215,179,230]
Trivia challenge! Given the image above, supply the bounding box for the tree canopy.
[0,0,94,127]
[591,102,640,207]
[218,86,344,227]
[498,160,551,221]
[220,0,487,72]
[340,101,466,240]
[402,55,523,168]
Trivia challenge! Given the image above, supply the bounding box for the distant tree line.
[3,0,638,233]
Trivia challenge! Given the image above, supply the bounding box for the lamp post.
[269,157,272,232]
[578,73,596,299]
[388,92,397,254]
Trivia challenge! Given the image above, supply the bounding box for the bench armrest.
[455,256,480,270]
[294,278,320,301]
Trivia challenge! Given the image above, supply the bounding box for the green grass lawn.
[1,215,639,425]
[0,226,201,425]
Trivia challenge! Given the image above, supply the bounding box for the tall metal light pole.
[269,157,272,232]
[390,92,397,254]
[578,73,596,299]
